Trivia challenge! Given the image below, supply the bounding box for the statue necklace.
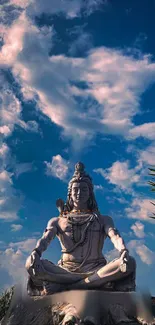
[67,211,95,245]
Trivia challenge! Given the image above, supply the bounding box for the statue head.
[66,162,98,212]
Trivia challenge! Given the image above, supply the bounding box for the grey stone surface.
[1,288,154,325]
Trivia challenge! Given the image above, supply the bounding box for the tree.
[148,168,155,218]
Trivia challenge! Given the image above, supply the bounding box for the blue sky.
[0,0,155,294]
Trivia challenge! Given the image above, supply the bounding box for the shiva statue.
[25,162,136,296]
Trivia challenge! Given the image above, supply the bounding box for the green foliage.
[148,167,155,219]
[0,287,14,321]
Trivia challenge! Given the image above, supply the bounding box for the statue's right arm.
[34,217,58,257]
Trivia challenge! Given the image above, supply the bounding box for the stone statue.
[25,162,136,298]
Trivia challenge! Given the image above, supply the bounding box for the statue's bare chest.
[57,213,103,246]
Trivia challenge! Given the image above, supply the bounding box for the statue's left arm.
[103,215,128,255]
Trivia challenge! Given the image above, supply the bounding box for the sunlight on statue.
[25,162,136,296]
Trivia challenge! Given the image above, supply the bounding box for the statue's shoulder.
[99,214,114,224]
[98,214,115,233]
[47,217,59,229]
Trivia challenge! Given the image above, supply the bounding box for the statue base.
[1,286,154,325]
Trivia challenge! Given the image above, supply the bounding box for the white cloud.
[0,143,10,168]
[94,161,140,192]
[10,0,30,8]
[0,248,27,285]
[0,88,21,135]
[94,184,104,191]
[1,6,155,148]
[125,198,154,221]
[0,13,28,66]
[0,2,155,149]
[26,0,103,19]
[0,237,37,286]
[11,224,23,231]
[45,155,69,181]
[136,245,155,265]
[9,238,37,252]
[127,240,155,265]
[0,125,11,136]
[129,123,155,140]
[0,170,22,221]
[15,162,34,177]
[138,144,155,166]
[131,221,145,238]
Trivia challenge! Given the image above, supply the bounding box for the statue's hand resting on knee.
[120,249,130,273]
[30,250,44,276]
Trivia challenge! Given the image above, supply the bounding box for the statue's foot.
[60,304,81,325]
[62,314,80,325]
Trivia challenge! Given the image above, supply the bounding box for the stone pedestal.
[1,287,154,325]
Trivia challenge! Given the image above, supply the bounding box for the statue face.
[71,182,90,206]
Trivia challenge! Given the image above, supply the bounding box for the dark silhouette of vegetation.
[148,167,155,219]
[0,287,14,321]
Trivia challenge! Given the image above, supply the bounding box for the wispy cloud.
[11,224,23,231]
[15,162,34,178]
[125,198,154,222]
[68,32,93,56]
[127,240,155,265]
[94,184,104,191]
[131,221,145,238]
[129,122,155,141]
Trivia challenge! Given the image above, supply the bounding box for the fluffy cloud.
[138,144,155,166]
[106,239,155,266]
[11,224,23,231]
[127,240,155,265]
[0,170,22,221]
[0,87,21,136]
[0,248,27,285]
[9,238,37,252]
[125,198,154,221]
[131,221,145,238]
[0,143,10,167]
[0,238,36,287]
[94,161,140,192]
[45,155,69,181]
[0,237,37,286]
[1,7,155,146]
